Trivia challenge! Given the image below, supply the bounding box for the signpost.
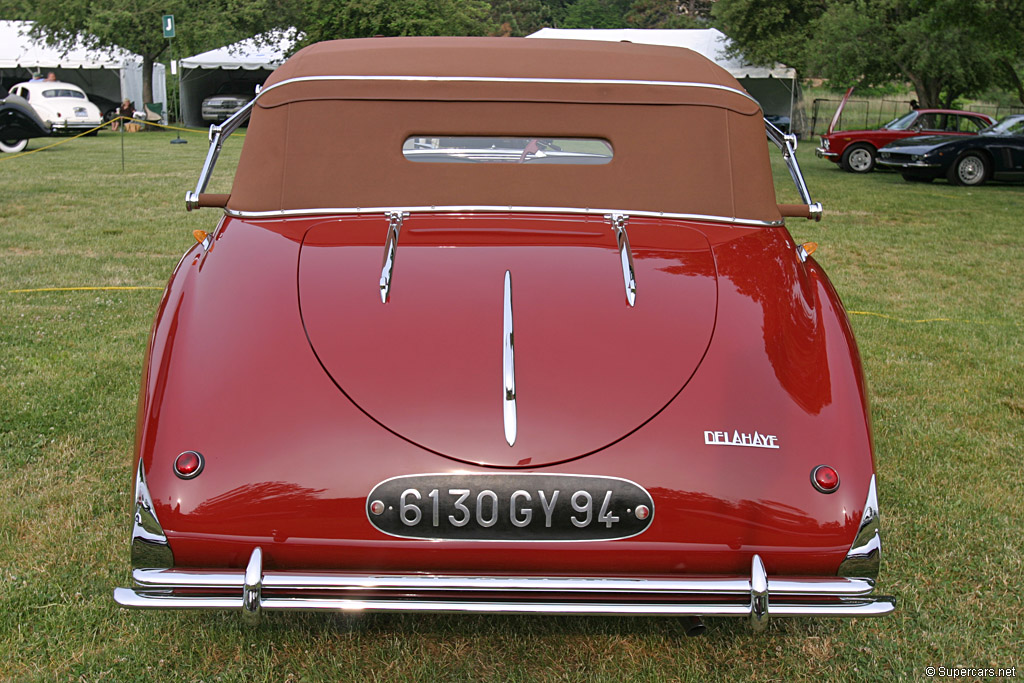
[164,15,187,144]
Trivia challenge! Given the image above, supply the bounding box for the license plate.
[366,473,654,541]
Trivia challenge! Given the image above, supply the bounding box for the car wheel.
[901,173,933,183]
[947,152,988,186]
[840,143,875,173]
[0,138,28,153]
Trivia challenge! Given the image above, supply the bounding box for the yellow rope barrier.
[848,310,1021,327]
[2,287,1018,328]
[0,116,211,162]
[6,286,163,294]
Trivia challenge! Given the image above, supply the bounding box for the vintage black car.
[0,88,51,153]
[877,115,1024,185]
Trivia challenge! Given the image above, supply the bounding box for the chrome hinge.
[380,211,409,303]
[605,213,636,307]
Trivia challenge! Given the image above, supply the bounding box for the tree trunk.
[142,54,154,107]
[1000,57,1024,107]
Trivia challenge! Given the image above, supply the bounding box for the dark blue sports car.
[877,115,1024,186]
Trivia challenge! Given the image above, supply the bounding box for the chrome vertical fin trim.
[750,554,769,631]
[379,211,408,303]
[606,213,636,306]
[838,475,881,580]
[242,547,263,623]
[503,270,517,447]
[130,459,174,569]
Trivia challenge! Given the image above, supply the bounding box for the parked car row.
[815,87,1023,186]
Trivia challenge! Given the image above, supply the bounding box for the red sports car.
[816,88,994,173]
[114,37,894,632]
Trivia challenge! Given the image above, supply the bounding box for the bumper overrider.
[115,463,895,628]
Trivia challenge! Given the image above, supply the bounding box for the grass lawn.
[1,128,1022,682]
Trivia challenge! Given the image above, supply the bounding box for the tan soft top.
[229,37,780,222]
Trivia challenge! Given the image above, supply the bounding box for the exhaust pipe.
[683,615,706,637]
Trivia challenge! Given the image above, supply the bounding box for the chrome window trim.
[223,205,785,228]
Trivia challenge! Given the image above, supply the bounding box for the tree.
[559,0,631,28]
[490,0,564,36]
[23,0,299,108]
[296,0,495,45]
[714,0,1017,109]
[626,0,714,29]
[987,0,1024,106]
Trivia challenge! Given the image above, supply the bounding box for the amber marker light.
[193,230,208,244]
[174,451,205,479]
[811,465,840,493]
[801,242,818,257]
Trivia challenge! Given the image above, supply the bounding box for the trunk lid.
[298,213,717,467]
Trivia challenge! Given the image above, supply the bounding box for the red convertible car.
[816,88,994,173]
[114,38,894,631]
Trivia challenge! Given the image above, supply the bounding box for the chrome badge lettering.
[704,430,779,449]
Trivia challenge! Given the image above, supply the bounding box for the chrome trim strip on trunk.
[606,213,636,306]
[222,205,785,227]
[116,549,896,623]
[379,211,407,303]
[503,270,517,447]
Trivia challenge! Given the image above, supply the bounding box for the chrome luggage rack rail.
[115,548,895,628]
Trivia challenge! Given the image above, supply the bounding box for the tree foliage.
[714,0,1024,108]
[20,0,299,105]
[296,0,495,45]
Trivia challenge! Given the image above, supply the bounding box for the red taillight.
[811,465,840,493]
[174,451,204,479]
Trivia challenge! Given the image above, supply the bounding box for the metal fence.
[807,98,1024,138]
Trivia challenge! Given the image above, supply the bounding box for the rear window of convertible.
[403,136,613,164]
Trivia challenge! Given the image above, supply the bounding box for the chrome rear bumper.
[115,548,895,627]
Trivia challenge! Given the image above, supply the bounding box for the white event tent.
[0,20,167,117]
[528,28,800,132]
[179,30,297,129]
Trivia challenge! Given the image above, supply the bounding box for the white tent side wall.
[179,31,296,129]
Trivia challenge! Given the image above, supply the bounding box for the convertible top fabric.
[228,37,780,221]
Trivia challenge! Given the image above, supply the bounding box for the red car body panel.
[135,215,874,577]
